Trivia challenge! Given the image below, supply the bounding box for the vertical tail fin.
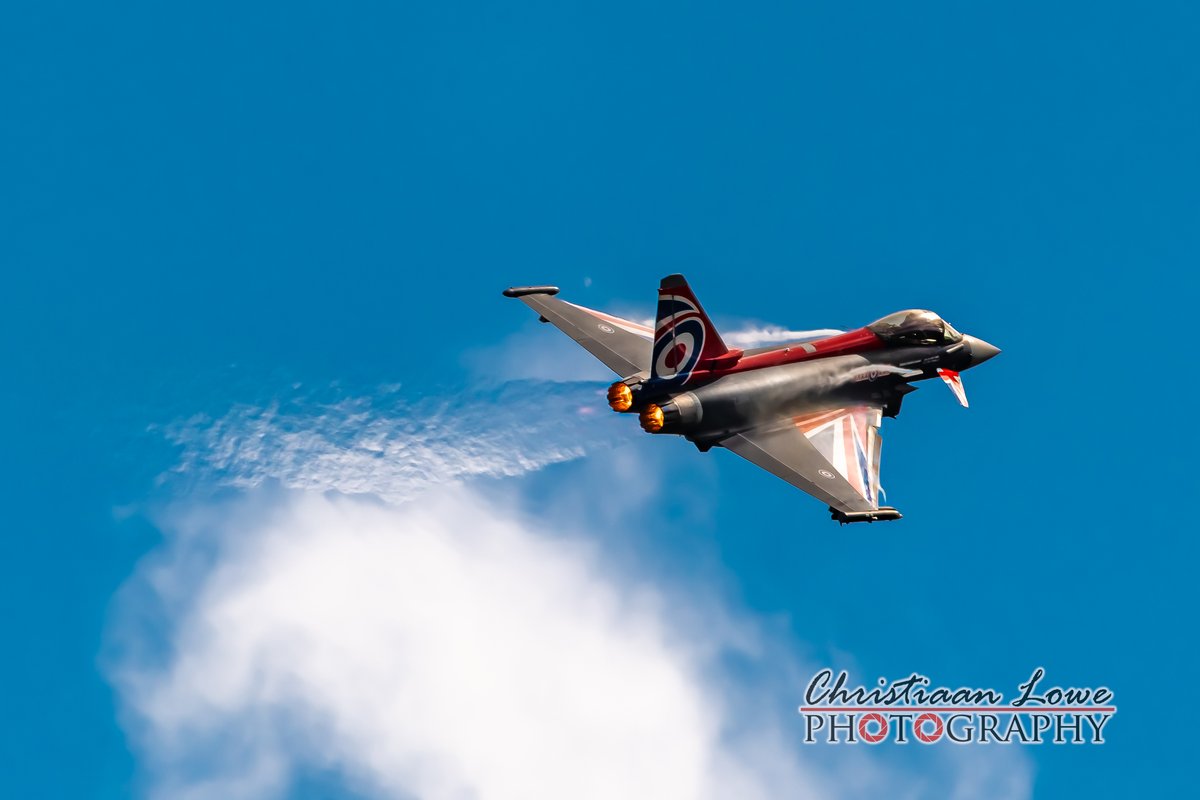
[651,274,730,382]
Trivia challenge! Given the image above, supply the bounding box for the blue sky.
[1,2,1197,797]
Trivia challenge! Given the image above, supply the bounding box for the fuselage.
[614,313,999,446]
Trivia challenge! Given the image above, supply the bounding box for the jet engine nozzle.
[639,404,665,432]
[638,393,703,434]
[607,382,634,412]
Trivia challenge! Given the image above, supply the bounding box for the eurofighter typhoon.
[504,275,999,523]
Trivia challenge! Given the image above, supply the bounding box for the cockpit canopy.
[868,309,963,345]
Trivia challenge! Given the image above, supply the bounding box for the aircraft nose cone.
[964,335,1001,367]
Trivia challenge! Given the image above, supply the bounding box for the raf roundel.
[654,328,700,377]
[651,295,706,383]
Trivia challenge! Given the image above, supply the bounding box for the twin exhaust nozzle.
[609,381,697,434]
[608,381,663,432]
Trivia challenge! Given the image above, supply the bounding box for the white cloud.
[110,386,1034,800]
[113,490,832,799]
[159,382,621,504]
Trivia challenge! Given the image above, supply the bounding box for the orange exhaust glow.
[639,404,664,433]
[607,382,633,412]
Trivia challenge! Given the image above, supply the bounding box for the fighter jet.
[504,275,999,523]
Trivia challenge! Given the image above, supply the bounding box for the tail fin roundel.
[652,274,731,382]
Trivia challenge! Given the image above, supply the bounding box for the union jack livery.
[504,274,1000,523]
[794,407,884,508]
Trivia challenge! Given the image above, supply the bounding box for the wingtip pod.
[503,285,560,298]
[830,507,902,524]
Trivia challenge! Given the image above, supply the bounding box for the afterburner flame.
[639,404,664,433]
[607,382,633,412]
